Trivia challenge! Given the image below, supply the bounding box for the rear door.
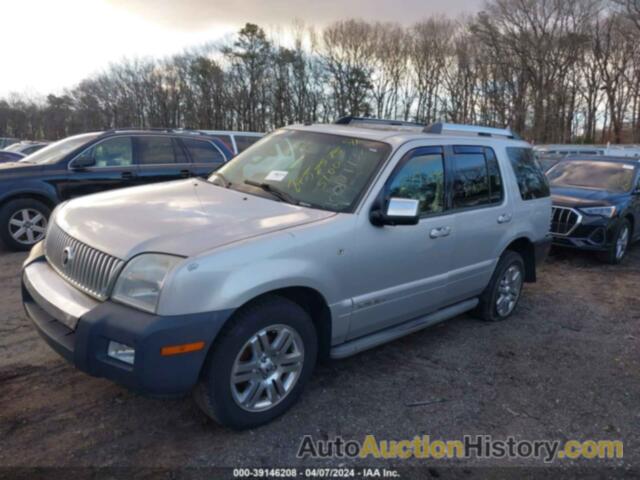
[133,135,192,185]
[180,138,227,177]
[446,145,512,303]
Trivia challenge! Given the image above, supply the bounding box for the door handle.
[180,169,192,178]
[121,171,134,180]
[497,213,512,224]
[429,226,452,239]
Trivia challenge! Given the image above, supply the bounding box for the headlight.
[112,254,183,313]
[580,206,616,218]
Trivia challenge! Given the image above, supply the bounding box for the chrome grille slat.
[550,206,581,237]
[45,223,124,301]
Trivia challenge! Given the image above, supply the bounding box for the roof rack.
[424,123,521,140]
[103,127,213,136]
[335,116,425,128]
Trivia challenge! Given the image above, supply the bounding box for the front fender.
[0,180,59,205]
[157,236,342,317]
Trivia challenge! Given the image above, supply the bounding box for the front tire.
[599,219,631,265]
[0,199,51,251]
[194,295,317,430]
[472,250,525,322]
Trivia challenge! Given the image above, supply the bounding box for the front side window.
[75,137,133,168]
[183,139,224,163]
[451,146,503,209]
[387,149,445,215]
[546,160,636,193]
[507,147,550,200]
[211,130,390,212]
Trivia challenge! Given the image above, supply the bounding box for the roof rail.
[335,116,425,128]
[103,127,208,135]
[424,123,521,140]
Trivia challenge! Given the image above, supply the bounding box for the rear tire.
[0,198,51,251]
[194,295,317,430]
[472,250,525,322]
[599,219,630,265]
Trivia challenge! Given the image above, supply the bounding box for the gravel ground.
[0,243,638,477]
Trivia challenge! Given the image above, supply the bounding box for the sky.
[0,0,484,98]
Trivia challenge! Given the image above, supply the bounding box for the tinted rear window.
[137,136,178,165]
[235,135,261,153]
[506,148,550,200]
[183,139,224,163]
[451,146,503,209]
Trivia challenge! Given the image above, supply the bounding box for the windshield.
[546,160,636,193]
[19,133,100,165]
[210,130,391,212]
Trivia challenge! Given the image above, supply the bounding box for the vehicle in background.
[0,137,20,149]
[200,130,264,155]
[22,120,552,429]
[537,154,565,173]
[3,141,50,156]
[0,129,233,251]
[0,151,25,163]
[535,144,640,160]
[547,156,640,264]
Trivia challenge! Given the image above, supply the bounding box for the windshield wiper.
[244,180,299,205]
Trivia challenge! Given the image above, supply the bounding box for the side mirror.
[70,154,94,170]
[370,197,420,227]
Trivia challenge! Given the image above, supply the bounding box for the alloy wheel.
[496,264,523,317]
[616,226,629,261]
[8,208,47,245]
[230,324,305,412]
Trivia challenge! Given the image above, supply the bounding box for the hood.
[551,186,626,208]
[0,161,44,176]
[56,179,336,259]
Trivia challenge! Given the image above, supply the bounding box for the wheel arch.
[227,286,333,361]
[502,236,536,283]
[0,188,58,211]
[624,213,634,237]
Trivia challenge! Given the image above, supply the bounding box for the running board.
[330,298,478,359]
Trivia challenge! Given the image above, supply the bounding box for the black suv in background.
[0,129,233,251]
[547,156,640,264]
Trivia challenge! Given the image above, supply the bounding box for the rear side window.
[452,146,503,209]
[137,136,180,165]
[235,135,261,153]
[507,147,550,200]
[183,139,224,163]
[209,134,233,152]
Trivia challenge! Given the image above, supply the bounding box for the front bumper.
[22,255,233,397]
[551,215,619,252]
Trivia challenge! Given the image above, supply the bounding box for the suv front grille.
[45,223,124,301]
[550,206,581,236]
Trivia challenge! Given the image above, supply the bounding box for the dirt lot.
[0,242,638,476]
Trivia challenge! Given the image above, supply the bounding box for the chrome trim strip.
[550,206,582,237]
[45,223,124,301]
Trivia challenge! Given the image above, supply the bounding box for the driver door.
[346,146,456,340]
[57,136,137,200]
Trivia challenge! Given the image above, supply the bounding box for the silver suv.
[22,120,552,429]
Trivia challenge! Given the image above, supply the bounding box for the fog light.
[107,341,135,365]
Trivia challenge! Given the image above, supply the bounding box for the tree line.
[1,0,640,144]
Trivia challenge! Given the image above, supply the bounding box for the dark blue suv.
[0,129,233,251]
